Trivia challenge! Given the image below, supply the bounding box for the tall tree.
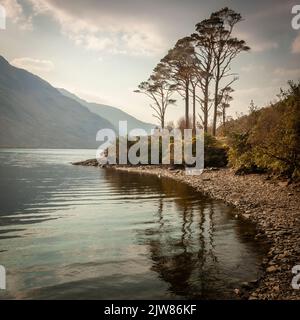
[161,37,197,129]
[188,58,206,133]
[218,86,233,132]
[192,19,216,133]
[134,63,176,129]
[136,7,249,135]
[193,8,249,135]
[210,7,250,136]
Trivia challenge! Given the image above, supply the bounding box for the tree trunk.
[185,80,190,129]
[204,110,208,133]
[212,65,220,136]
[192,86,196,133]
[203,80,209,133]
[161,115,165,129]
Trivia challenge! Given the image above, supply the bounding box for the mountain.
[0,56,115,149]
[58,88,155,135]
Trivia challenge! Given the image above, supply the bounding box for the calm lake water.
[0,149,266,299]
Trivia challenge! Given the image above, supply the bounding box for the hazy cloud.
[232,86,280,111]
[26,0,166,56]
[3,0,293,56]
[11,57,54,72]
[241,64,265,73]
[292,33,300,53]
[251,41,279,53]
[274,67,300,78]
[236,31,279,53]
[2,0,33,30]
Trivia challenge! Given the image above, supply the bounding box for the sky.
[0,0,299,125]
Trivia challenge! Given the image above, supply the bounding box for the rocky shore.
[73,159,300,300]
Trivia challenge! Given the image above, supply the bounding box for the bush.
[227,81,300,179]
[204,133,228,168]
[106,132,228,168]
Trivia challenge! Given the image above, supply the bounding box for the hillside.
[58,88,155,135]
[0,56,115,149]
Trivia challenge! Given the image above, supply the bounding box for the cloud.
[251,41,279,53]
[230,85,280,116]
[25,0,285,56]
[2,0,32,30]
[11,57,54,72]
[233,1,291,54]
[273,67,300,78]
[3,0,291,57]
[234,29,279,53]
[241,64,265,73]
[26,0,166,56]
[237,32,278,52]
[292,33,300,54]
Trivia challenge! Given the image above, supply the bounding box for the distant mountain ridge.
[0,56,114,148]
[58,88,155,135]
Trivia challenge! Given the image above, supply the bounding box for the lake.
[0,149,266,299]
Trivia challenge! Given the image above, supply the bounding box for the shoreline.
[73,160,300,300]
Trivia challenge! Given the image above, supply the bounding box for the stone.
[266,265,279,273]
[234,288,240,295]
[242,213,250,219]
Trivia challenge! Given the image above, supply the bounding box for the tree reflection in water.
[103,168,266,299]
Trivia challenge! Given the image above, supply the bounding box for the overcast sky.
[0,0,299,125]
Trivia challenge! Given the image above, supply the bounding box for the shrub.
[227,81,300,178]
[204,133,228,168]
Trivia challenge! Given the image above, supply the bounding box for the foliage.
[135,7,248,135]
[134,63,177,129]
[227,81,300,178]
[106,132,228,168]
[204,133,228,168]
